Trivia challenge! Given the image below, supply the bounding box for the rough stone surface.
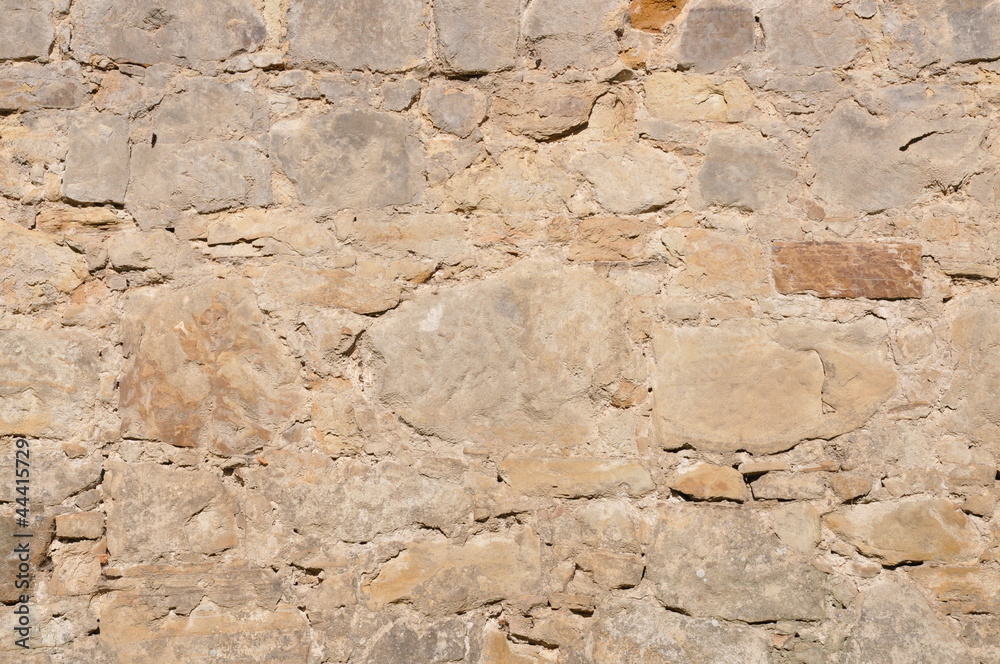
[678,4,755,71]
[772,241,923,299]
[523,0,622,71]
[0,219,88,313]
[0,0,54,60]
[630,0,686,32]
[909,566,1000,615]
[697,133,795,210]
[945,292,1000,454]
[369,259,630,450]
[644,71,753,122]
[668,461,750,502]
[272,110,423,208]
[499,458,654,498]
[0,62,87,111]
[288,0,427,72]
[63,113,130,204]
[436,0,520,73]
[825,497,984,565]
[760,0,864,69]
[70,0,266,67]
[493,79,605,140]
[424,82,487,138]
[118,279,306,455]
[647,504,827,621]
[651,319,897,453]
[574,144,688,214]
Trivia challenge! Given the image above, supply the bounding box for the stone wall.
[1,0,999,662]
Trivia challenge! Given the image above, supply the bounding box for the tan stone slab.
[772,241,922,299]
[500,457,655,498]
[909,566,1000,614]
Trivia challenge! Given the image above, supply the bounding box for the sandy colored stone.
[288,0,427,72]
[668,461,749,502]
[369,259,630,450]
[523,0,622,71]
[651,318,897,453]
[63,113,130,205]
[882,0,1000,67]
[630,0,686,31]
[70,0,266,67]
[0,0,54,60]
[478,628,540,664]
[500,458,654,498]
[909,566,1000,614]
[573,144,688,214]
[825,497,984,565]
[760,0,864,69]
[272,110,423,208]
[0,515,53,603]
[0,330,100,438]
[334,211,472,263]
[55,512,105,540]
[569,216,656,261]
[575,550,644,589]
[0,62,88,111]
[0,219,88,314]
[697,133,795,210]
[367,528,541,615]
[644,71,753,122]
[251,261,401,315]
[494,79,605,140]
[593,597,769,663]
[118,278,306,455]
[105,461,238,563]
[750,471,827,500]
[678,4,755,70]
[436,0,520,74]
[840,580,974,664]
[675,228,769,296]
[243,451,472,543]
[440,149,576,213]
[424,82,487,138]
[945,291,1000,454]
[648,504,826,621]
[107,229,180,276]
[772,241,923,299]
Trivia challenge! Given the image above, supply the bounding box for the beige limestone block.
[651,318,896,453]
[55,512,105,540]
[369,259,630,450]
[945,291,1000,455]
[500,457,654,498]
[251,261,401,315]
[644,71,754,122]
[118,278,306,455]
[824,497,984,565]
[575,550,644,589]
[0,219,87,314]
[647,504,826,621]
[493,79,606,140]
[667,461,750,502]
[439,149,577,213]
[909,566,1000,614]
[366,528,542,615]
[573,144,688,215]
[675,228,769,297]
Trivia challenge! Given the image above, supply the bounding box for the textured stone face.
[668,461,750,502]
[573,144,688,214]
[105,462,238,562]
[647,505,827,622]
[945,291,1000,454]
[523,0,622,71]
[288,0,427,71]
[423,82,487,138]
[118,279,306,455]
[772,241,923,299]
[369,259,630,450]
[436,0,520,73]
[760,0,863,69]
[644,71,753,122]
[0,220,88,314]
[272,110,423,208]
[696,133,795,210]
[0,330,99,438]
[499,458,654,498]
[493,79,605,140]
[678,4,755,70]
[0,0,54,60]
[70,0,266,66]
[651,319,897,453]
[63,113,130,204]
[366,528,542,615]
[0,62,88,111]
[909,566,1000,615]
[825,497,984,565]
[882,0,1000,67]
[630,0,686,31]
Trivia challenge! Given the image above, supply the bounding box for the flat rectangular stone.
[772,241,922,299]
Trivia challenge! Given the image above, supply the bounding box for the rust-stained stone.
[630,0,686,31]
[772,241,922,299]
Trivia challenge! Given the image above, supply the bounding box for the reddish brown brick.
[772,241,922,299]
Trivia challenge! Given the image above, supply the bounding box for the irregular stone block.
[63,113,130,205]
[0,219,87,314]
[100,563,310,664]
[242,452,473,543]
[629,0,686,31]
[0,0,54,60]
[909,566,1000,615]
[272,110,423,208]
[750,471,826,500]
[696,133,795,210]
[493,79,605,140]
[575,550,644,589]
[367,528,541,615]
[439,149,576,213]
[667,461,750,502]
[0,516,53,603]
[423,82,487,138]
[0,330,99,438]
[118,279,306,455]
[55,512,105,540]
[840,580,974,664]
[288,0,427,72]
[0,62,87,111]
[0,440,101,508]
[523,0,622,71]
[946,292,1000,455]
[70,0,266,67]
[333,211,472,263]
[436,0,520,73]
[674,228,769,296]
[569,216,656,261]
[760,0,864,69]
[882,0,1000,67]
[647,505,826,621]
[772,241,923,299]
[573,144,688,214]
[825,497,984,565]
[251,261,401,315]
[152,77,267,143]
[369,259,630,450]
[107,229,180,276]
[105,461,238,562]
[593,598,769,663]
[500,458,654,498]
[644,71,753,122]
[678,4,755,70]
[651,319,896,453]
[810,101,987,213]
